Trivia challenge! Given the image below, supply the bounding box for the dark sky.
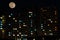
[0,0,59,15]
[0,0,57,8]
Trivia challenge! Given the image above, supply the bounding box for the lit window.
[0,17,3,19]
[21,34,24,36]
[8,24,11,26]
[13,28,17,30]
[29,11,32,13]
[19,26,21,28]
[19,32,21,34]
[10,13,13,16]
[41,24,43,26]
[47,24,50,26]
[29,15,31,17]
[44,33,47,35]
[48,19,51,21]
[42,29,45,31]
[34,29,37,31]
[41,28,43,29]
[31,32,33,35]
[13,18,15,20]
[33,38,35,40]
[49,30,51,32]
[23,38,27,40]
[55,21,57,23]
[17,34,19,36]
[55,11,57,15]
[2,29,5,33]
[19,20,22,22]
[15,20,17,22]
[0,28,3,29]
[41,25,43,27]
[13,34,15,36]
[0,24,3,26]
[8,32,11,36]
[23,24,27,27]
[9,15,11,17]
[17,38,21,40]
[49,33,53,35]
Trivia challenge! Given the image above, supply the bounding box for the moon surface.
[9,2,16,9]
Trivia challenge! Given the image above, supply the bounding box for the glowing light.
[41,25,43,27]
[19,32,21,34]
[21,34,24,36]
[8,32,11,36]
[9,15,11,17]
[29,15,31,17]
[9,2,16,9]
[8,24,11,26]
[13,34,15,36]
[49,30,51,31]
[10,13,13,16]
[29,11,32,13]
[55,21,57,23]
[51,21,53,23]
[48,19,51,21]
[0,28,3,29]
[13,28,17,30]
[0,17,3,19]
[55,26,57,31]
[55,11,57,15]
[19,26,21,28]
[15,20,17,22]
[42,29,45,31]
[44,33,47,35]
[2,29,5,33]
[34,29,37,31]
[47,24,50,26]
[23,24,27,27]
[13,18,15,20]
[33,38,35,40]
[41,24,43,26]
[17,38,21,40]
[19,20,22,22]
[31,32,33,35]
[0,24,3,25]
[41,28,43,29]
[2,20,5,24]
[49,33,53,35]
[17,34,19,36]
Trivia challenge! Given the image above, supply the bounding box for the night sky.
[0,0,60,40]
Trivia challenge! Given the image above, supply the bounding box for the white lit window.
[15,20,17,22]
[13,18,15,20]
[9,15,11,17]
[19,32,21,34]
[23,24,27,27]
[17,34,19,36]
[29,15,31,17]
[31,32,33,35]
[33,38,35,40]
[29,11,32,13]
[48,19,51,21]
[44,33,47,35]
[42,29,45,31]
[13,34,15,36]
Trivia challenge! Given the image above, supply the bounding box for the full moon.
[9,2,16,9]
